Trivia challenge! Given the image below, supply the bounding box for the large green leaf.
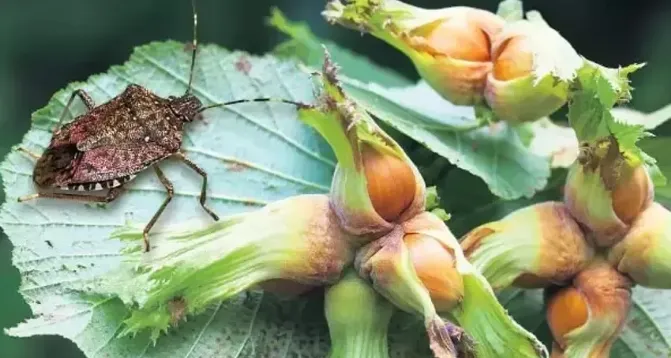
[614,288,671,357]
[439,168,566,237]
[1,41,336,357]
[270,10,552,200]
[268,8,412,88]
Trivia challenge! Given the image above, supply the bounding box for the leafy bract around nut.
[323,0,504,106]
[568,61,665,186]
[296,52,426,239]
[323,0,585,124]
[354,225,465,358]
[564,61,665,246]
[564,157,653,247]
[608,202,671,289]
[546,261,633,358]
[461,201,593,291]
[485,11,582,123]
[493,11,583,86]
[357,212,549,358]
[86,195,354,342]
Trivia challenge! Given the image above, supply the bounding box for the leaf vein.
[184,301,223,358]
[183,147,330,192]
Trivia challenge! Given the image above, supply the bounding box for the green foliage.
[1,42,338,357]
[269,8,411,87]
[271,10,553,200]
[3,3,671,358]
[496,0,524,21]
[568,62,667,185]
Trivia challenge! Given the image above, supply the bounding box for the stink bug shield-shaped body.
[18,0,220,252]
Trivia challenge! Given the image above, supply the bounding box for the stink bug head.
[168,94,203,122]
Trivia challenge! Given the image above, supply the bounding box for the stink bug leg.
[17,147,41,160]
[143,166,174,252]
[18,187,124,204]
[173,151,219,221]
[55,89,95,131]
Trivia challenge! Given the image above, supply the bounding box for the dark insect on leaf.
[16,0,305,252]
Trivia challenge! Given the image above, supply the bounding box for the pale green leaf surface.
[269,8,411,88]
[524,118,579,168]
[613,288,671,357]
[496,0,524,22]
[0,41,343,358]
[612,104,671,130]
[341,79,551,200]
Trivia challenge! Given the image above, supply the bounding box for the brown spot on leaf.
[168,297,188,326]
[227,162,249,172]
[235,56,252,75]
[183,42,197,53]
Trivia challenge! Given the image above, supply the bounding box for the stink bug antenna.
[197,98,311,114]
[186,0,198,95]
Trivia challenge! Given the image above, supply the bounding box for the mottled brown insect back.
[19,83,219,251]
[34,86,195,188]
[17,1,219,253]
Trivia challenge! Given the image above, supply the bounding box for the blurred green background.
[2,0,671,357]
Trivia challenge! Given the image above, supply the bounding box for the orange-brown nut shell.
[362,143,416,222]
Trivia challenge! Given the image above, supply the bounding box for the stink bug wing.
[75,85,177,151]
[69,143,172,184]
[34,84,184,188]
[53,91,129,147]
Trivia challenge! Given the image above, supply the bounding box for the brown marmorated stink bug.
[17,0,304,252]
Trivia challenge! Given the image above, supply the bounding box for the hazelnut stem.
[326,269,393,358]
